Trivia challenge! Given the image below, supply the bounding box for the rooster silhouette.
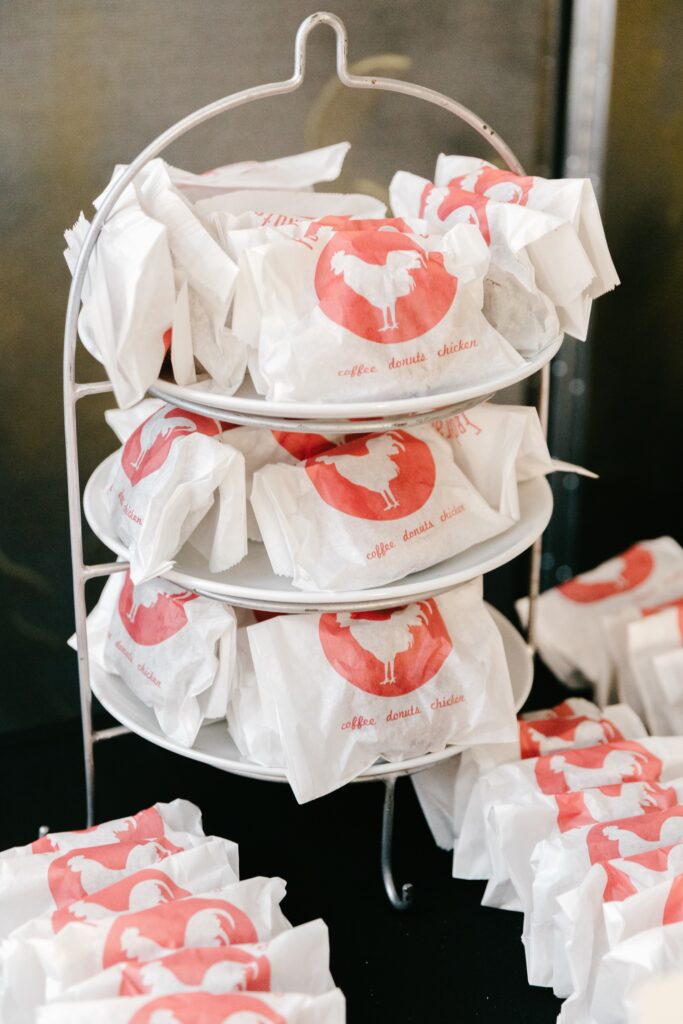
[548,748,650,790]
[125,579,193,624]
[581,782,663,824]
[525,719,613,755]
[613,844,683,891]
[601,816,683,858]
[330,248,426,332]
[69,877,179,922]
[314,432,406,511]
[129,413,199,472]
[335,603,431,686]
[66,842,169,895]
[137,957,250,996]
[121,907,238,962]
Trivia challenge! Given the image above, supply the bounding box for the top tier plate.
[149,336,562,432]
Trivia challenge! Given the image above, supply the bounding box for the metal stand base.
[381,777,414,910]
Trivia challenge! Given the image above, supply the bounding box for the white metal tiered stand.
[64,11,553,910]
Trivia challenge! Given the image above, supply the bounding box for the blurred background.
[0,3,681,1021]
[2,0,681,740]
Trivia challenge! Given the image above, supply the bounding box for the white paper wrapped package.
[0,831,219,942]
[412,697,623,856]
[622,605,683,735]
[555,842,683,1017]
[0,799,203,861]
[529,800,683,992]
[434,154,620,338]
[516,537,683,704]
[235,217,524,403]
[485,769,683,920]
[105,398,340,545]
[4,837,239,945]
[64,208,175,410]
[251,425,510,592]
[57,918,332,1001]
[606,596,683,722]
[221,426,339,541]
[37,989,346,1024]
[64,143,351,409]
[478,732,676,906]
[227,620,285,768]
[588,922,683,1024]
[452,702,645,880]
[0,876,289,1024]
[431,402,593,522]
[105,403,247,583]
[70,164,244,405]
[83,572,236,748]
[246,581,517,802]
[577,876,683,1024]
[390,170,563,354]
[652,646,683,734]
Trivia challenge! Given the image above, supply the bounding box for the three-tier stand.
[64,12,556,909]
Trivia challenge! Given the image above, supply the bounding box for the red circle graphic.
[452,166,535,206]
[558,545,655,604]
[103,896,258,969]
[122,407,220,486]
[319,599,452,697]
[314,227,456,343]
[118,574,198,646]
[129,991,285,1024]
[305,430,436,521]
[420,182,492,245]
[271,431,335,461]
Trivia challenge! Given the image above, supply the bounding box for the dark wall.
[577,0,683,572]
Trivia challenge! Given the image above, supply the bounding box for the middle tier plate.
[84,453,553,611]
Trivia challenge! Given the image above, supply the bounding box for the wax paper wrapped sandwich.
[63,142,384,408]
[391,153,619,347]
[65,142,617,411]
[230,214,523,402]
[251,401,588,593]
[103,402,247,584]
[0,800,343,1024]
[229,579,517,802]
[104,398,340,571]
[75,571,236,748]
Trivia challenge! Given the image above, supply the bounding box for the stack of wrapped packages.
[0,800,345,1023]
[63,142,636,1014]
[65,143,618,410]
[519,536,683,722]
[78,399,589,801]
[63,141,621,800]
[413,540,683,1023]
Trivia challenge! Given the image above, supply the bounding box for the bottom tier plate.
[90,604,532,785]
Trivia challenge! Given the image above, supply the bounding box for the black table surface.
[0,669,571,1024]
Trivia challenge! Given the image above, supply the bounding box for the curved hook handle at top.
[293,11,349,81]
[291,11,524,176]
[65,8,525,391]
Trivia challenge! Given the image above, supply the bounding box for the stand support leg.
[527,359,552,653]
[381,777,414,911]
[83,703,95,827]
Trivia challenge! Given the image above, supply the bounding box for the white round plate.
[89,604,533,784]
[84,454,552,612]
[150,336,562,428]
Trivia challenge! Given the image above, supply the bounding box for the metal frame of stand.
[63,10,551,910]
